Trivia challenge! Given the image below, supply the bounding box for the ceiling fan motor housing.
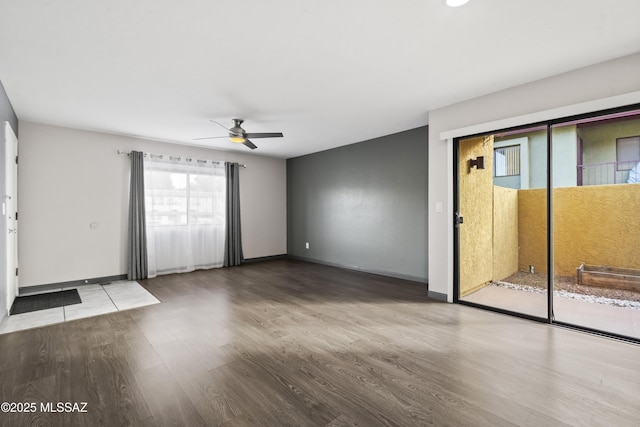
[229,118,245,136]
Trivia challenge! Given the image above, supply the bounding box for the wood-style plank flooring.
[1,259,639,426]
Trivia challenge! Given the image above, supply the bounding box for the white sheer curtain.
[144,154,226,278]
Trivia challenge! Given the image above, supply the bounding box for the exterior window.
[494,145,520,177]
[616,136,640,171]
[145,167,226,227]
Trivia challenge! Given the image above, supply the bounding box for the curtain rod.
[117,150,246,168]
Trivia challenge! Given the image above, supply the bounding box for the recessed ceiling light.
[445,0,470,7]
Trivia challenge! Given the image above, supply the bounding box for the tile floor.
[0,281,160,335]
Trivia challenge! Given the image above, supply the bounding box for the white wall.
[18,122,286,287]
[428,52,640,302]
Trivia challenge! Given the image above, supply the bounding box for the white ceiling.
[1,0,639,159]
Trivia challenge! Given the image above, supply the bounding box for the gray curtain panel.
[224,162,244,266]
[128,151,148,280]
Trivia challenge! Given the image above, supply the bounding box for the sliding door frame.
[452,121,549,323]
[453,103,640,343]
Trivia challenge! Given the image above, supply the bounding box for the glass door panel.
[552,112,640,339]
[457,128,548,319]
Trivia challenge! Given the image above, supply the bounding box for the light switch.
[90,222,99,229]
[435,202,443,213]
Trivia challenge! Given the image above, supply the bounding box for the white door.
[5,122,18,314]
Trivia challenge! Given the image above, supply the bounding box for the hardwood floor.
[1,259,639,426]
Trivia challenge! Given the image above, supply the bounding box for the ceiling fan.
[193,118,284,150]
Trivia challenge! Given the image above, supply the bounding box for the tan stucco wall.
[459,136,494,296]
[493,186,519,281]
[518,188,548,274]
[553,184,640,276]
[518,184,640,277]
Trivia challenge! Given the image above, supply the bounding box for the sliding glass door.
[456,128,548,320]
[551,111,640,340]
[455,105,640,342]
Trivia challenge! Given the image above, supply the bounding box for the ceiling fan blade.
[192,136,229,140]
[243,139,258,150]
[244,132,283,139]
[210,119,232,132]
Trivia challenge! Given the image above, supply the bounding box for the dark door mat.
[10,289,82,315]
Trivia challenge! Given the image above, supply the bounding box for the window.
[494,145,520,177]
[145,164,225,227]
[143,155,226,277]
[616,136,640,171]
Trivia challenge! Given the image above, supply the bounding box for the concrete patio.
[463,284,640,340]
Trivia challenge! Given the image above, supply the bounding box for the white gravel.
[493,281,640,311]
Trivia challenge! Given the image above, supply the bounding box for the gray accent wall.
[287,126,428,283]
[0,80,18,321]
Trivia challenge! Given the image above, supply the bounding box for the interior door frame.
[4,121,18,314]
